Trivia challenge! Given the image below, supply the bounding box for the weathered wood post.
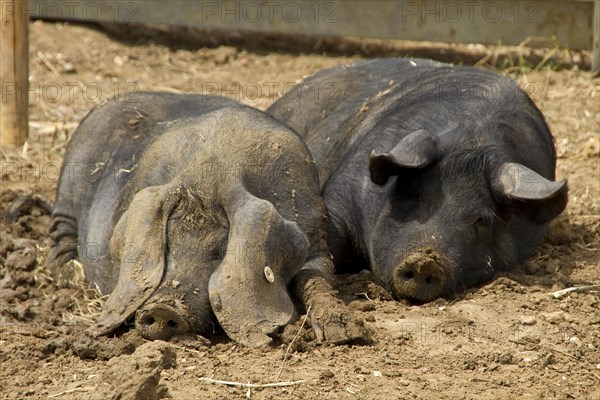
[0,0,29,148]
[593,0,599,73]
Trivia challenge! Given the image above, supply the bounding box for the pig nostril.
[394,252,445,302]
[136,304,189,341]
[167,320,177,330]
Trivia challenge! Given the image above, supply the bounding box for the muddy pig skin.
[268,58,567,302]
[49,92,368,346]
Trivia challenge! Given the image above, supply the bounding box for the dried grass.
[60,260,106,326]
[33,247,106,327]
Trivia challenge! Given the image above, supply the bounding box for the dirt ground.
[1,21,599,400]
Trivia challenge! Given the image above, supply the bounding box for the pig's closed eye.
[464,214,490,227]
[465,209,502,229]
[472,217,487,228]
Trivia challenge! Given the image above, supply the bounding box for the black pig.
[268,58,568,302]
[50,92,368,346]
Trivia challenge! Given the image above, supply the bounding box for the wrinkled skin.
[49,92,368,346]
[268,58,568,302]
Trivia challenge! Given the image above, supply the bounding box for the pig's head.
[93,182,309,347]
[367,129,568,302]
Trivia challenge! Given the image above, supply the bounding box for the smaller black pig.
[49,92,368,346]
[268,58,568,302]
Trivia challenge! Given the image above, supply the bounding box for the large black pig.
[49,92,367,346]
[268,58,568,302]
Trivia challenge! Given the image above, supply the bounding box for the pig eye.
[465,215,487,227]
[466,210,501,229]
[473,217,486,227]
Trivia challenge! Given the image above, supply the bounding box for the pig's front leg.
[293,253,371,345]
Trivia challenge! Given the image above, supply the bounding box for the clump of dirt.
[71,330,143,360]
[84,341,176,400]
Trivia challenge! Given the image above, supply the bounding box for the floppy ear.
[208,195,309,347]
[492,162,568,224]
[93,184,181,336]
[369,129,439,185]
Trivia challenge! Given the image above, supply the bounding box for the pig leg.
[294,253,371,345]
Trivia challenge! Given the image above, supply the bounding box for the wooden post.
[1,0,29,148]
[593,1,600,73]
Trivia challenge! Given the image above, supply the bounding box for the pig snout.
[391,249,447,302]
[135,303,190,341]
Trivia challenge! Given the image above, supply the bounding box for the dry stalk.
[276,305,311,381]
[198,377,305,389]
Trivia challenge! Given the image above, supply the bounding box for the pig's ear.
[492,163,568,224]
[369,129,439,185]
[209,197,309,347]
[93,184,181,336]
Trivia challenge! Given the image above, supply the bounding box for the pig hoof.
[308,298,372,345]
